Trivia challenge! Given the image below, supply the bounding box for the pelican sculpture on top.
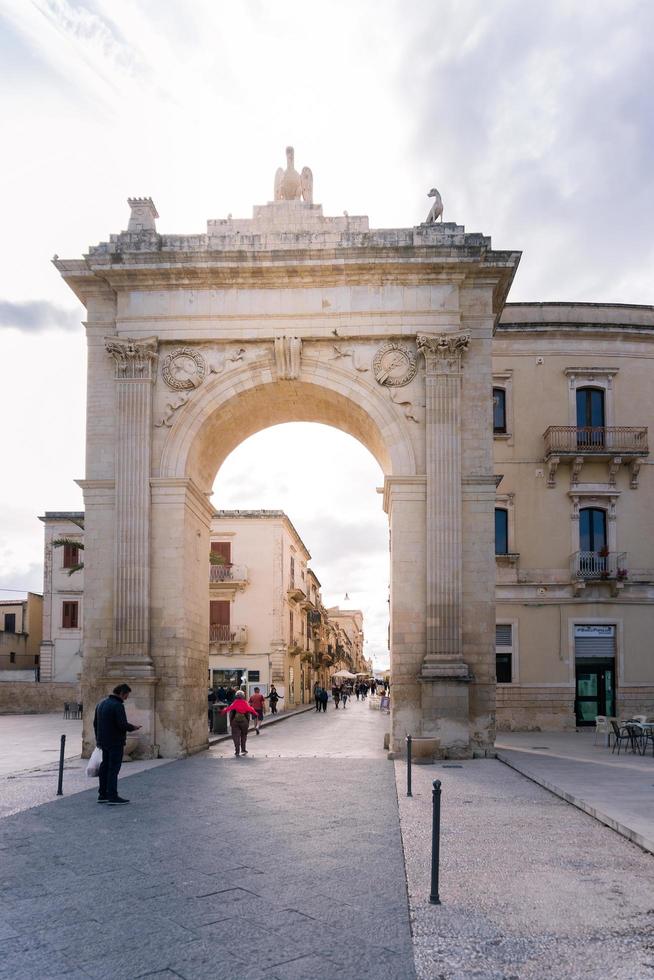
[274,146,313,204]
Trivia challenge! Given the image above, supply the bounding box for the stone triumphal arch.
[56,150,520,759]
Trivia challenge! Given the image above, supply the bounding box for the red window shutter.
[211,542,231,564]
[62,602,79,628]
[210,601,230,626]
[63,544,79,568]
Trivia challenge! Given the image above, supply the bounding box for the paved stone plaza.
[2,704,654,979]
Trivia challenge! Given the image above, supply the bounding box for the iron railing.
[544,426,648,456]
[209,564,248,583]
[209,624,247,644]
[570,551,628,581]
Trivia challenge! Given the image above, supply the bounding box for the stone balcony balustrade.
[287,582,306,603]
[209,624,247,649]
[543,426,648,487]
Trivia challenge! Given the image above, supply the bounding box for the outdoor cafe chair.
[610,719,637,755]
[594,715,616,746]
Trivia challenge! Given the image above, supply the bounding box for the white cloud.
[0,0,651,671]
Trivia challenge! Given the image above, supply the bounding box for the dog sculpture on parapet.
[425,187,443,223]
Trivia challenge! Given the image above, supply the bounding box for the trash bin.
[212,703,228,735]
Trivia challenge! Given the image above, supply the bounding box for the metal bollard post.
[56,734,66,796]
[429,779,441,904]
[406,734,412,797]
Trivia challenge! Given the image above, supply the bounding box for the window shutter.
[496,624,512,647]
[211,542,231,563]
[210,601,230,626]
[63,543,79,568]
[62,602,78,629]
[574,635,615,659]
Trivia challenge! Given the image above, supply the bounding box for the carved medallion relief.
[373,342,417,387]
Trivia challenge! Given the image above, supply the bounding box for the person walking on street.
[93,683,142,805]
[319,687,329,712]
[248,687,266,735]
[222,690,257,756]
[341,688,349,708]
[266,684,282,715]
[314,686,323,711]
[332,686,341,709]
[355,683,360,701]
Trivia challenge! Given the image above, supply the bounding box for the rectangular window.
[495,509,509,555]
[496,653,512,683]
[496,624,513,683]
[210,541,232,564]
[289,611,294,641]
[10,651,16,664]
[210,600,230,626]
[63,543,80,568]
[62,601,79,629]
[493,388,507,433]
[248,670,260,682]
[4,613,16,633]
[290,556,295,588]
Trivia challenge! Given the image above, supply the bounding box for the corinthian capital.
[417,333,470,373]
[105,336,159,379]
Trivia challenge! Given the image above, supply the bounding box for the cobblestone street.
[3,702,654,979]
[0,699,414,980]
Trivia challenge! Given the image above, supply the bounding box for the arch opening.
[159,365,418,491]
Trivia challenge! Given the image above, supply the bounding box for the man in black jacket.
[93,683,141,805]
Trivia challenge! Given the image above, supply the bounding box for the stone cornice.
[54,246,520,312]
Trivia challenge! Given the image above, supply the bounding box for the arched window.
[576,387,605,448]
[493,388,506,433]
[495,508,509,555]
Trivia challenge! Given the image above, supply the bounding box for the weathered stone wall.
[496,686,576,731]
[0,681,80,714]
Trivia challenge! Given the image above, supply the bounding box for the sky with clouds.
[1,0,652,667]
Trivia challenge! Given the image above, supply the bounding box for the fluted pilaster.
[417,333,470,673]
[105,336,158,659]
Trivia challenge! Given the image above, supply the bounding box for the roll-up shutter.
[574,629,615,659]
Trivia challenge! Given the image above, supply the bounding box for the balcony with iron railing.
[209,563,248,586]
[209,624,247,648]
[570,551,627,595]
[544,426,648,456]
[543,427,648,487]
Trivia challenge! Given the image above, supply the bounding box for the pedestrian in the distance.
[222,690,257,756]
[341,688,349,709]
[93,683,142,805]
[266,684,282,715]
[314,686,323,711]
[319,687,329,712]
[355,683,360,701]
[332,686,341,709]
[249,687,266,735]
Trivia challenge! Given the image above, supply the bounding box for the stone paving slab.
[496,730,654,855]
[0,702,414,980]
[395,758,654,980]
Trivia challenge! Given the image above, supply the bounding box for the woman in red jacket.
[221,690,258,756]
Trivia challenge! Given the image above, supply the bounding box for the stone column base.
[419,659,471,759]
[103,657,159,760]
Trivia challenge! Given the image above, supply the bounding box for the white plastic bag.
[86,747,102,778]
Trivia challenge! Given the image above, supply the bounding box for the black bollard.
[429,779,441,904]
[56,734,66,796]
[406,734,412,797]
